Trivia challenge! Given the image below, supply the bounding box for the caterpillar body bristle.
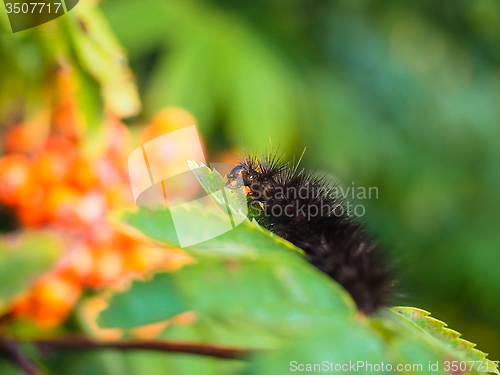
[227,154,395,315]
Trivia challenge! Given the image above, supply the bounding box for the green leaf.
[186,160,226,202]
[368,310,457,375]
[242,317,389,375]
[44,350,130,375]
[187,160,248,222]
[392,307,499,374]
[110,206,302,261]
[125,351,245,375]
[0,232,64,314]
[159,312,286,350]
[97,257,355,334]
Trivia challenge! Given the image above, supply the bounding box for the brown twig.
[32,335,253,359]
[0,340,43,375]
[1,335,254,375]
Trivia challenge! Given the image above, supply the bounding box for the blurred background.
[0,0,499,369]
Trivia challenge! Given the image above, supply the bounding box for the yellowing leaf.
[63,2,141,118]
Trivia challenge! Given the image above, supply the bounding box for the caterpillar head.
[226,163,259,189]
[226,155,287,193]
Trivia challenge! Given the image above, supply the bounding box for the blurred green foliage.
[0,0,140,132]
[100,0,500,360]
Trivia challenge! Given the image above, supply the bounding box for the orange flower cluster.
[0,68,197,326]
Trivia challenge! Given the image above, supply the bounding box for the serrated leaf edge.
[392,307,499,375]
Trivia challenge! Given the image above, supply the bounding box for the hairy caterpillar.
[226,153,395,315]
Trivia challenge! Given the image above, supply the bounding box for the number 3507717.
[5,3,62,13]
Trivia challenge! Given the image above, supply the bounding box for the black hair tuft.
[227,152,396,315]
